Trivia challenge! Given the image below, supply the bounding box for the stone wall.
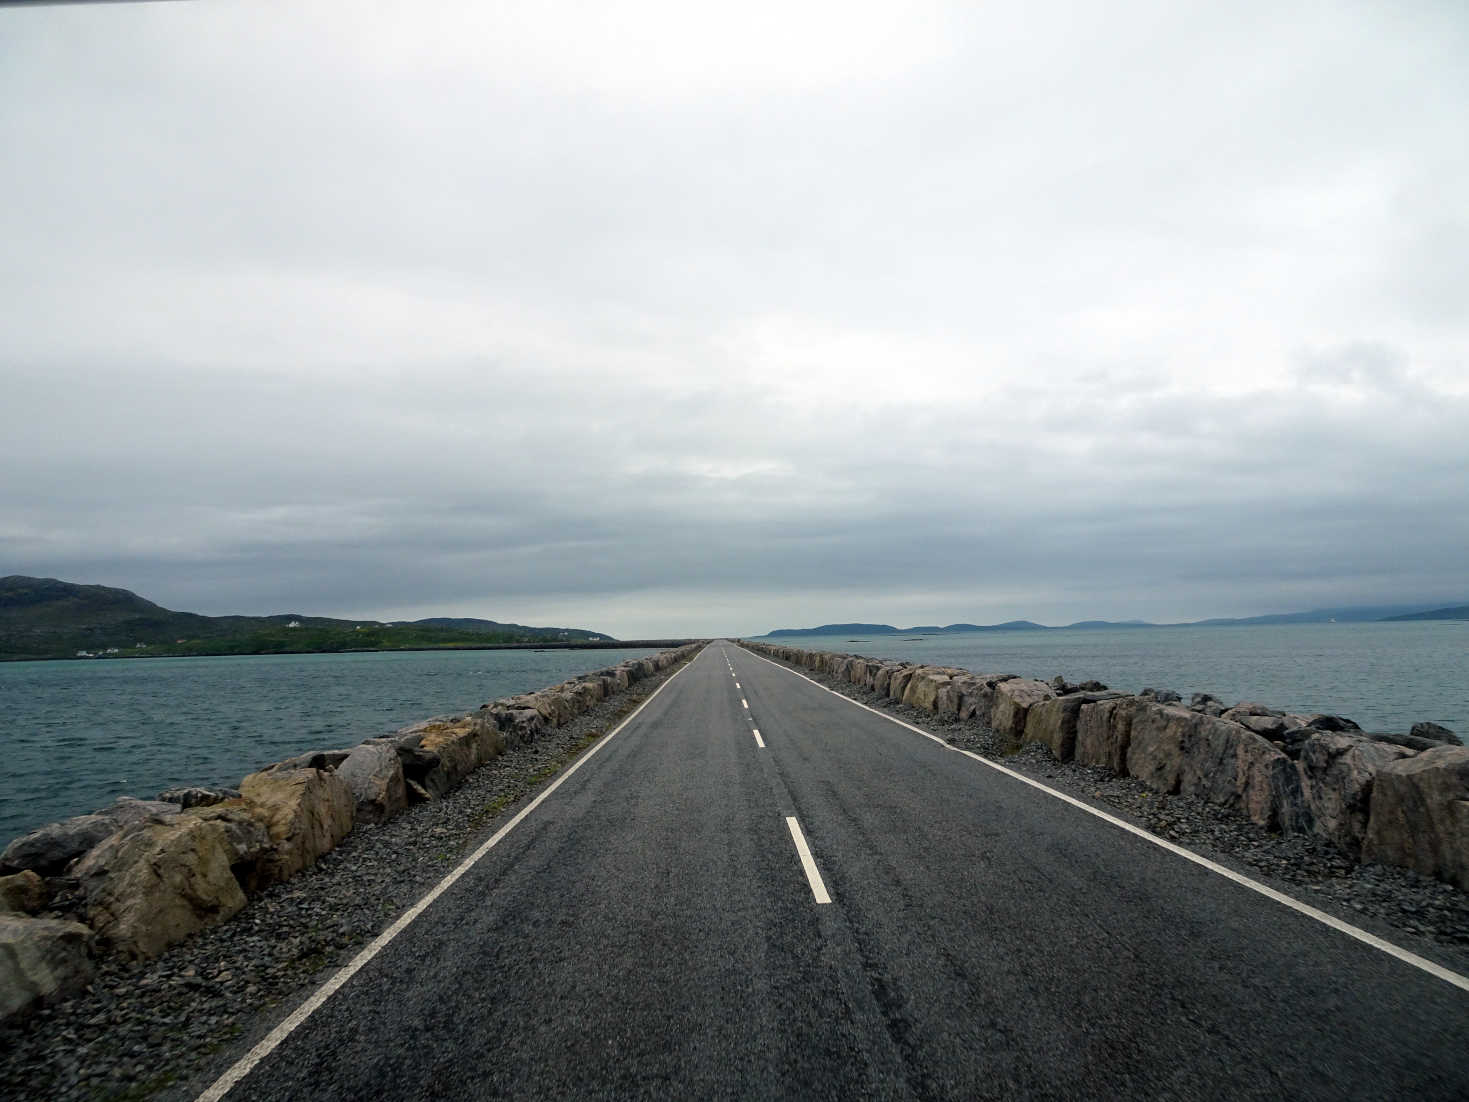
[740,640,1467,890]
[0,642,704,1021]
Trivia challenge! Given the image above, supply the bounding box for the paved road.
[191,642,1469,1100]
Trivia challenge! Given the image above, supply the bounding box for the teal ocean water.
[757,620,1466,740]
[2,624,1464,845]
[0,647,661,844]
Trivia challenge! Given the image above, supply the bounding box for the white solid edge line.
[742,648,1469,994]
[194,648,707,1102]
[753,728,765,748]
[786,815,832,904]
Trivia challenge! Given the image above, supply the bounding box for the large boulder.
[1075,697,1139,774]
[0,797,181,876]
[414,716,503,797]
[70,809,267,960]
[239,767,355,887]
[903,669,954,713]
[1023,692,1124,762]
[0,914,94,1023]
[0,870,48,915]
[872,664,904,696]
[1297,733,1414,857]
[955,674,1018,726]
[336,740,408,825]
[1362,747,1469,889]
[990,679,1056,748]
[888,667,917,703]
[1126,703,1310,832]
[484,703,544,751]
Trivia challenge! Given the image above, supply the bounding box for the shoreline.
[0,639,701,664]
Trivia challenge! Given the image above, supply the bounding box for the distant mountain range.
[0,576,611,660]
[762,603,1466,637]
[1383,605,1469,622]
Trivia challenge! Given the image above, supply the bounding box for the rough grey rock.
[238,768,355,887]
[1126,703,1310,833]
[1301,714,1362,733]
[71,811,265,960]
[336,741,407,825]
[1362,746,1469,890]
[1409,722,1461,746]
[1023,692,1124,762]
[1075,697,1139,774]
[0,798,181,877]
[990,678,1056,747]
[0,914,94,1023]
[1366,732,1452,753]
[157,786,241,809]
[1297,733,1414,858]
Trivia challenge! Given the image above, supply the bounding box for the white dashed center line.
[741,698,748,709]
[752,728,765,748]
[785,816,831,904]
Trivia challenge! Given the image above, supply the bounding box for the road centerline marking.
[786,816,831,904]
[741,698,749,709]
[752,728,765,748]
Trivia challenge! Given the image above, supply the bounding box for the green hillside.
[0,576,609,660]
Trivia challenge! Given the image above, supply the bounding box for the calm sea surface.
[0,647,662,843]
[755,621,1466,741]
[2,624,1465,845]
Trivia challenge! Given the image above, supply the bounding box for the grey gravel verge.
[0,653,697,1102]
[745,646,1469,977]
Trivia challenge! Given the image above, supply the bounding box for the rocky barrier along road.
[739,640,1469,894]
[0,643,705,1024]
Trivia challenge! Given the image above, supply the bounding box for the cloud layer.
[3,2,1466,637]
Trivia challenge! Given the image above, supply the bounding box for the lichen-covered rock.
[0,914,94,1022]
[1298,733,1414,857]
[1362,747,1469,889]
[1075,697,1139,774]
[990,679,1056,748]
[239,767,355,886]
[0,870,48,915]
[0,797,180,877]
[414,716,502,798]
[888,667,917,702]
[70,811,262,960]
[1126,703,1310,832]
[336,740,408,825]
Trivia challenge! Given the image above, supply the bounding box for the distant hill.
[759,603,1457,637]
[0,576,610,660]
[1382,605,1469,622]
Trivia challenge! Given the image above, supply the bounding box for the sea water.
[0,646,662,842]
[755,621,1466,742]
[2,624,1464,845]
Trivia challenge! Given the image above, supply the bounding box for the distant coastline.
[762,602,1468,638]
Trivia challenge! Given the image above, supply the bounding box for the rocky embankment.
[0,643,703,1030]
[740,641,1469,899]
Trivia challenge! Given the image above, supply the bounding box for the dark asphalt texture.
[191,643,1469,1100]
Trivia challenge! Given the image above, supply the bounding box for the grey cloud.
[3,3,1467,637]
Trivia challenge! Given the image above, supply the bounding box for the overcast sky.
[2,1,1466,638]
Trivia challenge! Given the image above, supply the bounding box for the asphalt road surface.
[188,642,1469,1100]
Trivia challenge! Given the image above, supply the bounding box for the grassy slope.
[0,576,607,660]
